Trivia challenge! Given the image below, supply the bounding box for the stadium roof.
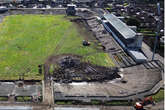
[104,14,136,39]
[14,85,42,96]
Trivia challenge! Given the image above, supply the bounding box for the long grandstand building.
[101,14,147,63]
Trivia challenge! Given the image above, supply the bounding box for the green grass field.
[152,89,164,102]
[0,15,115,80]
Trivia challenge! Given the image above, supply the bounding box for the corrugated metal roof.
[0,82,41,97]
[0,82,15,96]
[14,85,42,96]
[104,14,136,39]
[0,106,32,110]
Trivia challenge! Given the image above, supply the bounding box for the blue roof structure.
[104,14,136,39]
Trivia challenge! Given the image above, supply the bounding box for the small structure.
[0,6,8,13]
[66,4,76,16]
[128,50,147,63]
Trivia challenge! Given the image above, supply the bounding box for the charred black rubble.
[52,56,121,83]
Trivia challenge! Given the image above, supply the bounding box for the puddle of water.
[69,82,88,86]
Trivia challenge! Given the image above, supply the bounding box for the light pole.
[152,2,161,60]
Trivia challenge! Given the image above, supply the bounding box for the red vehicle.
[134,96,155,110]
[134,102,144,110]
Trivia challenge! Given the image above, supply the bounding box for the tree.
[126,17,140,28]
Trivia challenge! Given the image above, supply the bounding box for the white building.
[102,14,147,63]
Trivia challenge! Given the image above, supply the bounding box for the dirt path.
[8,96,15,103]
[42,80,54,105]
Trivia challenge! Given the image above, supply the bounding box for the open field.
[0,15,115,80]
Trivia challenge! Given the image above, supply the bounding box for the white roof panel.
[104,14,136,39]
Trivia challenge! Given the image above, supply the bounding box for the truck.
[66,4,76,16]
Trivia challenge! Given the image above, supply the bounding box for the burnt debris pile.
[52,56,121,83]
[59,56,80,69]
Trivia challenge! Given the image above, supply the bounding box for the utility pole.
[152,2,160,60]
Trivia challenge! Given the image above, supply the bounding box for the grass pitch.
[0,15,115,80]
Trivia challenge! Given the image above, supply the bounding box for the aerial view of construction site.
[0,0,164,110]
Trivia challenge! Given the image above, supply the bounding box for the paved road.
[54,107,99,110]
[0,101,163,110]
[53,105,135,110]
[145,101,164,110]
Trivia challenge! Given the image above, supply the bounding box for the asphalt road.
[0,101,163,110]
